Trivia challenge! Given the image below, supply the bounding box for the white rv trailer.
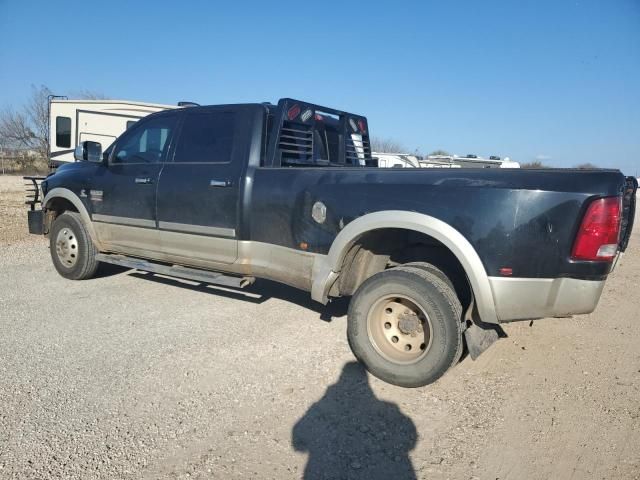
[422,154,521,168]
[49,99,178,166]
[375,152,520,169]
[373,153,423,168]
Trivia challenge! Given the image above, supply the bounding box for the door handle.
[135,177,153,184]
[210,179,232,187]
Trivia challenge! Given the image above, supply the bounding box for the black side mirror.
[74,141,103,163]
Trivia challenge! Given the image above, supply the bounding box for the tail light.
[571,197,622,262]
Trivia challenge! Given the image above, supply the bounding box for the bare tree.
[0,85,109,170]
[428,149,450,156]
[520,161,551,169]
[370,137,406,153]
[574,162,598,169]
[0,85,52,160]
[75,89,109,100]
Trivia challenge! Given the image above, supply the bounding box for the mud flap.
[27,210,44,235]
[464,316,506,360]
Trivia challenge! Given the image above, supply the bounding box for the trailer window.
[56,116,71,148]
[173,111,235,163]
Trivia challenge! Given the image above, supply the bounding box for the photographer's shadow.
[292,362,417,480]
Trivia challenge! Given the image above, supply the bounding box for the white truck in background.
[49,98,181,167]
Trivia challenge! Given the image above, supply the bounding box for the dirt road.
[1,174,638,479]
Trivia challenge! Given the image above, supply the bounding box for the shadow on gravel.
[127,272,350,322]
[292,362,417,480]
[94,262,130,278]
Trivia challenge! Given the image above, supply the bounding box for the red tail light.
[571,197,622,262]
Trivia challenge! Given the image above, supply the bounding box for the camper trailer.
[422,154,520,168]
[49,99,178,166]
[373,153,422,168]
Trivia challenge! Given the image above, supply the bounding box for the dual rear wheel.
[347,264,464,388]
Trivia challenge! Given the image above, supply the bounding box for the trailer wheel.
[49,211,99,280]
[347,266,463,387]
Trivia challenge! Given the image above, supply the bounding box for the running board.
[95,253,255,289]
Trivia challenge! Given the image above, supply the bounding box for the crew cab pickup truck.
[27,98,637,387]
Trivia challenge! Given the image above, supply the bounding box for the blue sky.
[1,0,638,174]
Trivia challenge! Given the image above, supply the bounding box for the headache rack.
[265,98,377,168]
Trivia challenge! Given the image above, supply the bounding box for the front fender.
[311,210,499,324]
[42,187,102,248]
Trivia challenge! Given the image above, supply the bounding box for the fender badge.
[90,190,103,202]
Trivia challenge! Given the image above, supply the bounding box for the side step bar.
[95,253,255,289]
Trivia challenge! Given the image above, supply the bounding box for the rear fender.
[311,210,499,324]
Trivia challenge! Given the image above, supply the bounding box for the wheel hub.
[55,228,78,268]
[366,295,433,364]
[397,312,422,335]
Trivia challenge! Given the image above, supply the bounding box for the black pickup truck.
[26,98,637,387]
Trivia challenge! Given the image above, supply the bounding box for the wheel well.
[333,228,472,307]
[43,197,78,234]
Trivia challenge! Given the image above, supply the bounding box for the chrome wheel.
[55,227,78,268]
[366,294,433,364]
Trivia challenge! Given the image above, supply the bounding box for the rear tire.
[347,266,463,387]
[49,211,99,280]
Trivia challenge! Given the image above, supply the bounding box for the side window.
[126,120,137,130]
[112,114,177,164]
[173,111,235,163]
[56,116,71,148]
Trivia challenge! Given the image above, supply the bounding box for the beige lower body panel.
[94,221,319,292]
[489,276,606,322]
[93,222,160,256]
[159,229,238,265]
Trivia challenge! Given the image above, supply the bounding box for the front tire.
[49,211,99,280]
[347,266,463,387]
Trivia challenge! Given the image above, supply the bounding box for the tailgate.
[619,176,638,252]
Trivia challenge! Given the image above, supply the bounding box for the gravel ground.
[1,174,639,479]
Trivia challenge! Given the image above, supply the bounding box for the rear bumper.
[489,276,605,323]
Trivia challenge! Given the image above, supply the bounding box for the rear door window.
[173,111,235,163]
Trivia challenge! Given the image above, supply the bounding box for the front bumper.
[489,277,605,323]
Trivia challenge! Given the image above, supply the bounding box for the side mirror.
[74,141,103,163]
